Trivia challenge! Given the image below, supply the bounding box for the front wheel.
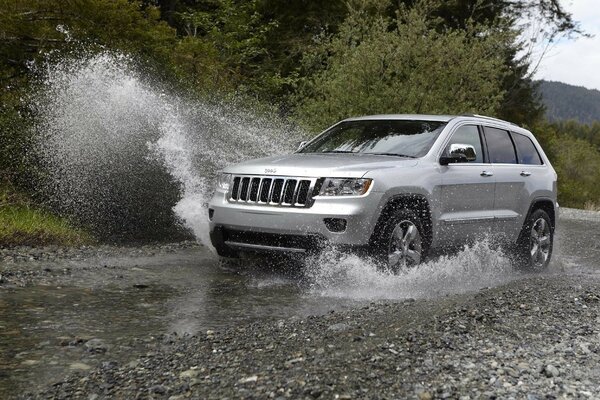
[372,209,424,273]
[515,209,553,271]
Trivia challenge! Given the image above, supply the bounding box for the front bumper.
[208,189,384,253]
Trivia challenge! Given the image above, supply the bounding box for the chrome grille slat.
[227,175,316,208]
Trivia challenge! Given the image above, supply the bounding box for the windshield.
[299,119,447,158]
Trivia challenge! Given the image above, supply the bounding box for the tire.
[371,208,424,273]
[515,208,553,271]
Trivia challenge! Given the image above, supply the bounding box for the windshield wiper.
[366,152,417,158]
[322,150,355,154]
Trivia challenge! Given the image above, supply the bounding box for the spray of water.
[33,52,301,241]
[305,240,516,300]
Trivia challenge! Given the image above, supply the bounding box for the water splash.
[305,240,516,300]
[33,52,302,242]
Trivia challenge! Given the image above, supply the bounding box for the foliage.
[294,1,513,131]
[534,121,600,209]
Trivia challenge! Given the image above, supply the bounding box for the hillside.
[538,80,600,124]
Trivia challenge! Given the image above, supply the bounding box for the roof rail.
[459,114,518,126]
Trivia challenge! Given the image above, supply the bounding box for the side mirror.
[296,141,307,151]
[440,143,477,165]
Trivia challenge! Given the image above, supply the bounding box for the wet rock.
[69,362,92,371]
[150,385,167,394]
[238,375,258,384]
[85,338,109,354]
[101,361,118,370]
[179,368,200,379]
[418,391,433,400]
[133,283,149,289]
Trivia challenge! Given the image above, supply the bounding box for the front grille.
[228,175,318,207]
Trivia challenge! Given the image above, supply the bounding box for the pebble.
[543,364,560,378]
[84,339,109,354]
[327,323,350,332]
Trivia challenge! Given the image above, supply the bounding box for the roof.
[343,114,518,127]
[344,114,455,122]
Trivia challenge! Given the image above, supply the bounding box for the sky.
[534,0,600,90]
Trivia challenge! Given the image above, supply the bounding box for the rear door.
[438,124,495,245]
[482,126,526,240]
[509,131,546,237]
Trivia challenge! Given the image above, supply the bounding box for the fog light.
[324,218,347,233]
[208,208,215,220]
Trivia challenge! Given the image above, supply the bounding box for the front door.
[438,124,495,246]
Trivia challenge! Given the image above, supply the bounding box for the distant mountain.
[538,80,600,125]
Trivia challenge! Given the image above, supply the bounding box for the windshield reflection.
[300,120,447,158]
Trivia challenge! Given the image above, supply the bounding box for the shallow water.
[1,213,599,397]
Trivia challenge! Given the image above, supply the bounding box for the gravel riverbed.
[26,273,600,400]
[6,208,600,399]
[0,241,200,287]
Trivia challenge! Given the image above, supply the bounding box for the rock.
[418,391,433,400]
[85,338,109,353]
[101,361,118,370]
[543,364,560,378]
[69,362,92,371]
[238,375,258,384]
[133,283,149,289]
[180,368,200,379]
[327,323,350,332]
[150,385,167,394]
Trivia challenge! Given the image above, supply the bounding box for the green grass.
[0,184,93,247]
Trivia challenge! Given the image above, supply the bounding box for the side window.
[512,133,543,165]
[484,127,517,164]
[444,125,484,163]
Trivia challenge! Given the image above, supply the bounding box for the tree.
[294,1,513,131]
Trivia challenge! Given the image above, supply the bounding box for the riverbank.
[0,185,91,248]
[33,274,600,399]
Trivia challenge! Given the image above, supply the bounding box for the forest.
[539,80,600,125]
[1,0,599,244]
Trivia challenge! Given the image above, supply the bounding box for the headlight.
[319,178,372,196]
[216,173,231,190]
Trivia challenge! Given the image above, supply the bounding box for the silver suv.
[208,114,557,271]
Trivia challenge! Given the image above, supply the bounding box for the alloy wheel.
[530,217,551,268]
[388,220,422,271]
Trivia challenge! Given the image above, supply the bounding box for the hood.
[223,153,418,178]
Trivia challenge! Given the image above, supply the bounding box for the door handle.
[520,171,532,177]
[480,171,493,177]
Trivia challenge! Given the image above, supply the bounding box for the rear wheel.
[515,209,553,271]
[373,209,424,273]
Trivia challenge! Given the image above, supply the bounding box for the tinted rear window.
[512,133,543,165]
[484,127,517,164]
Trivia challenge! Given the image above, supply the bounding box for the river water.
[1,209,599,397]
